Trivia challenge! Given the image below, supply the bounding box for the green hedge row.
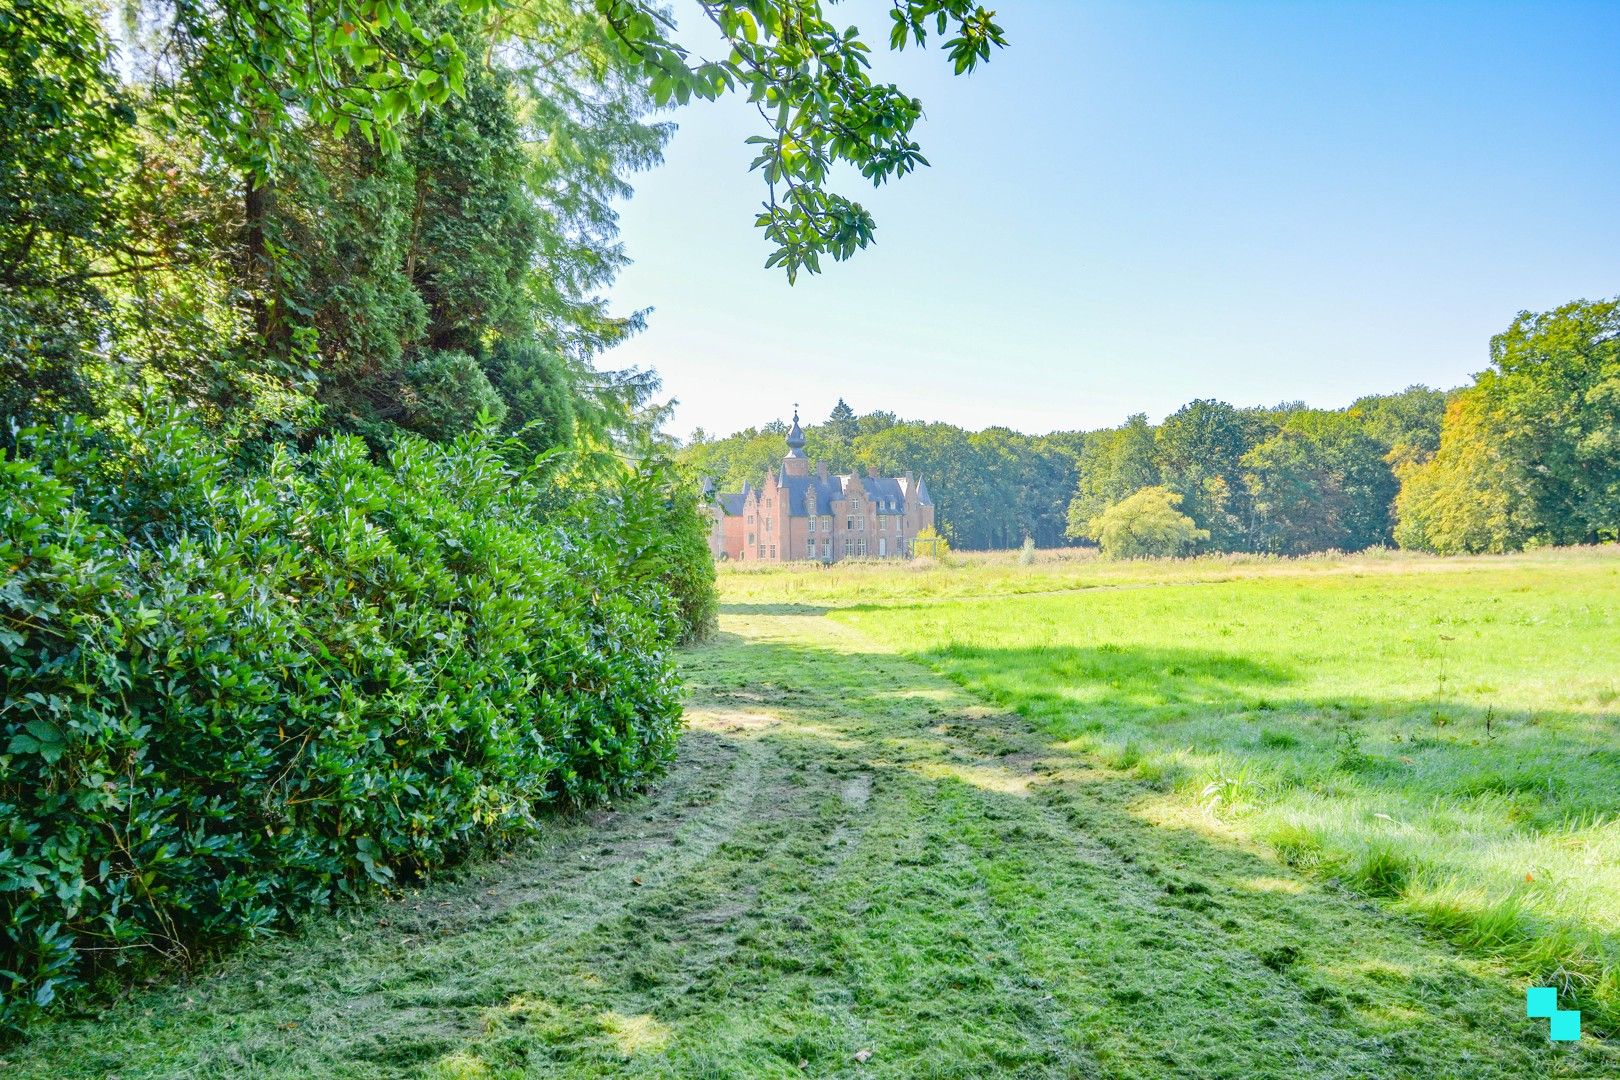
[0,415,694,1028]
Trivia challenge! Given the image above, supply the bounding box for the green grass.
[7,548,1616,1076]
[716,542,1606,605]
[831,546,1620,1031]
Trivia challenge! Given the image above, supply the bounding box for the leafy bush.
[0,412,694,1029]
[1085,486,1209,559]
[403,349,508,437]
[912,525,951,560]
[651,479,718,643]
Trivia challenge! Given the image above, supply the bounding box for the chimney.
[817,459,828,481]
[866,464,878,479]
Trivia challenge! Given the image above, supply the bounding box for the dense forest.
[684,298,1619,556]
[0,0,1004,1029]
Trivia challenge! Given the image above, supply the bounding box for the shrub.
[912,525,951,560]
[0,412,692,1028]
[1085,486,1208,559]
[657,481,719,643]
[403,349,508,437]
[1018,536,1036,565]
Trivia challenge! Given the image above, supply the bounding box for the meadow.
[827,546,1620,1028]
[8,546,1616,1077]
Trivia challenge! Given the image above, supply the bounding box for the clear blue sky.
[601,0,1620,440]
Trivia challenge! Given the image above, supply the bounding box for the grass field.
[830,547,1620,1033]
[5,547,1617,1077]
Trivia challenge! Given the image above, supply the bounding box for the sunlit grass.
[11,554,1619,1076]
[718,542,1614,606]
[815,546,1620,1027]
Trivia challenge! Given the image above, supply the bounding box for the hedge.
[0,414,692,1028]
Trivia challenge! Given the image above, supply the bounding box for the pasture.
[6,547,1616,1077]
[832,547,1620,1030]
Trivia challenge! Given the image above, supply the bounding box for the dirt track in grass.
[8,605,1611,1078]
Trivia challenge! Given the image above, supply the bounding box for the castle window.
[747,532,755,545]
[770,545,776,558]
[807,540,815,558]
[765,518,772,533]
[746,514,754,524]
[758,546,766,558]
[843,538,853,556]
[822,538,830,557]
[808,517,816,532]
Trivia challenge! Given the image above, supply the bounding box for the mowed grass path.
[8,551,1616,1077]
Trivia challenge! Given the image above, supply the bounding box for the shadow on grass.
[926,641,1298,702]
[10,629,1617,1079]
[716,601,833,616]
[690,635,1620,1061]
[906,641,1620,822]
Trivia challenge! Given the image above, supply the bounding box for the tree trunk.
[243,170,278,346]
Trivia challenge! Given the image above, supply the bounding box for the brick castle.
[703,411,934,562]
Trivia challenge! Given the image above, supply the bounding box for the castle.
[704,411,934,562]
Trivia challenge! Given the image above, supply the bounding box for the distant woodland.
[681,298,1619,555]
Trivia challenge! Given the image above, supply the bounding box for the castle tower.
[782,407,810,477]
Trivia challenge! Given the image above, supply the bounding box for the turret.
[783,407,809,477]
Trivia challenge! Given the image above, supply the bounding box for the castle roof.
[709,415,931,516]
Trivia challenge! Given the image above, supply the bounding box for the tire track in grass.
[9,607,1617,1078]
[1,720,772,1079]
[811,610,1618,1078]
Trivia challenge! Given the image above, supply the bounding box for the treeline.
[684,402,1083,549]
[684,297,1618,555]
[683,390,1439,552]
[1396,299,1619,553]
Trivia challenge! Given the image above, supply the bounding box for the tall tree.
[1155,399,1256,550]
[826,398,859,441]
[1392,299,1619,550]
[8,0,1008,447]
[1243,410,1398,554]
[1,0,135,425]
[1392,389,1532,554]
[1486,299,1620,543]
[1065,414,1159,539]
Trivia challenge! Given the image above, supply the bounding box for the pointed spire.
[781,404,810,476]
[784,405,807,458]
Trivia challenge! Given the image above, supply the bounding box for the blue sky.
[601,0,1620,440]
